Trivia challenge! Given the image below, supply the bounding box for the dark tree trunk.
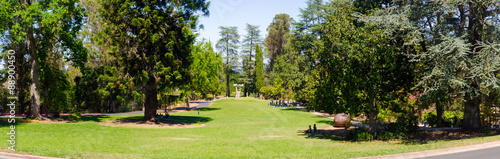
[436,102,445,127]
[368,97,378,132]
[143,76,158,122]
[185,97,190,110]
[463,83,482,130]
[461,1,485,131]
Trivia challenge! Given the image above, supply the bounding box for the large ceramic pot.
[334,113,351,127]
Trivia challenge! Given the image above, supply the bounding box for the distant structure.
[234,84,244,98]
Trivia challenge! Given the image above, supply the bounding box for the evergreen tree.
[358,0,500,130]
[241,24,261,96]
[100,0,209,122]
[216,26,240,97]
[254,44,265,96]
[265,14,292,71]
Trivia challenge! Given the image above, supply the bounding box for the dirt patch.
[98,119,204,128]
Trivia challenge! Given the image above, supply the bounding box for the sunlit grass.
[1,98,499,158]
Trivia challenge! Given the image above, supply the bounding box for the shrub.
[376,131,395,140]
[422,111,462,127]
[346,129,373,141]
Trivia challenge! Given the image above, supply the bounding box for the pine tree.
[241,24,261,96]
[216,26,240,97]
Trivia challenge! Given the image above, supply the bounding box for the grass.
[1,98,499,158]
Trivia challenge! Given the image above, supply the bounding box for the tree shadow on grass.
[101,115,213,125]
[297,129,348,141]
[317,120,334,126]
[281,108,304,111]
[197,107,221,112]
[398,140,429,145]
[77,115,113,122]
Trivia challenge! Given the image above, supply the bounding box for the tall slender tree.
[254,44,265,96]
[241,24,261,96]
[216,26,240,97]
[100,0,209,122]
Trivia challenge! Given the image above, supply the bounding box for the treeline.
[0,0,222,122]
[1,0,500,130]
[233,0,500,131]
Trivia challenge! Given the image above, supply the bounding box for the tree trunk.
[143,76,158,122]
[436,102,445,127]
[185,96,190,110]
[27,26,42,120]
[226,74,230,97]
[463,83,482,130]
[368,97,378,132]
[462,2,485,131]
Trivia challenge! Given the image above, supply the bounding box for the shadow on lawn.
[197,107,221,112]
[317,120,334,125]
[105,115,213,125]
[77,115,113,122]
[280,108,303,111]
[297,129,347,141]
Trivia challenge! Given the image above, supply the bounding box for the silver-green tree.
[241,24,261,96]
[358,0,500,130]
[216,26,240,97]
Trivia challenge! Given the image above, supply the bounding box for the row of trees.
[255,0,500,131]
[215,24,266,98]
[1,0,224,122]
[1,0,499,130]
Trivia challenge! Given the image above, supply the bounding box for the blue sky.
[196,0,308,46]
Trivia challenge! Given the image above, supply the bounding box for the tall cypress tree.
[254,44,265,96]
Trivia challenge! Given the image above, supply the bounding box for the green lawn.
[1,98,500,158]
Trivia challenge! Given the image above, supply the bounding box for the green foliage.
[1,0,87,118]
[216,26,240,97]
[311,0,415,132]
[100,0,209,120]
[241,24,262,95]
[189,40,223,98]
[254,44,265,94]
[74,66,129,113]
[422,111,463,128]
[346,129,374,141]
[265,13,293,70]
[259,86,275,99]
[358,0,500,130]
[272,78,285,98]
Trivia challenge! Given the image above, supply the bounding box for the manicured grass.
[1,98,500,158]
